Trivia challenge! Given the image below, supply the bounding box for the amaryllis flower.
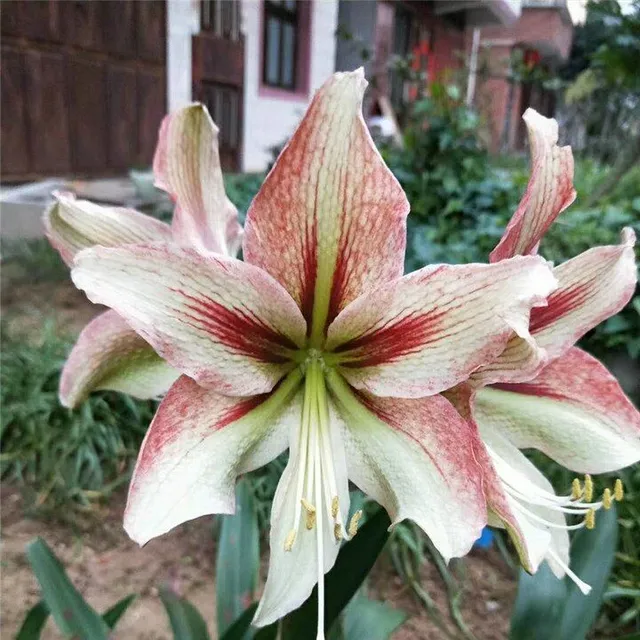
[69,70,556,635]
[448,108,640,593]
[44,105,241,408]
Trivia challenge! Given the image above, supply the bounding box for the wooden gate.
[192,0,244,172]
[1,1,166,182]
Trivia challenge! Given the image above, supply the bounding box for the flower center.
[283,356,361,640]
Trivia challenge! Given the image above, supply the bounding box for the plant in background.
[381,82,515,271]
[43,105,242,409]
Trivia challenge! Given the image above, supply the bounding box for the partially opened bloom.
[44,105,242,408]
[70,70,556,636]
[449,108,640,593]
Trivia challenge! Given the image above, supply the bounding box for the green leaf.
[102,594,137,629]
[216,478,260,637]
[342,596,407,639]
[159,586,211,640]
[510,563,567,640]
[219,603,257,640]
[557,506,618,640]
[26,537,110,639]
[281,508,392,639]
[16,600,49,640]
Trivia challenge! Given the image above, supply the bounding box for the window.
[263,0,299,90]
[201,0,240,40]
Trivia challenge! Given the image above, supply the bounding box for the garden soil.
[1,487,515,639]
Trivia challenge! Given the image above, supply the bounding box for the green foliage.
[159,587,212,640]
[0,325,155,514]
[1,238,69,285]
[23,537,137,638]
[216,478,260,638]
[224,173,264,221]
[382,83,515,272]
[510,507,618,640]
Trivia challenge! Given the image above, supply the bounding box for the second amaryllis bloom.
[448,108,640,594]
[44,105,242,408]
[70,70,555,637]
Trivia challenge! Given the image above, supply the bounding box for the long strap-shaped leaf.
[216,478,260,638]
[25,538,110,639]
[159,586,212,640]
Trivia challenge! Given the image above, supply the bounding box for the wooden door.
[1,1,166,182]
[192,0,244,172]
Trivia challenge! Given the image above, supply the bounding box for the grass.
[0,322,156,516]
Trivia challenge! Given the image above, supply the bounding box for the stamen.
[571,478,582,500]
[510,501,587,530]
[284,529,297,552]
[348,510,363,537]
[547,547,592,595]
[584,475,594,502]
[585,509,595,530]
[602,488,612,510]
[614,479,624,502]
[302,498,317,530]
[334,523,343,541]
[313,392,325,640]
[331,496,339,519]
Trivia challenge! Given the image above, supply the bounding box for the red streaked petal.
[482,347,640,473]
[327,370,486,562]
[529,228,637,359]
[44,192,172,266]
[326,256,556,398]
[72,244,307,396]
[490,109,576,263]
[243,69,409,341]
[153,103,242,255]
[60,310,179,408]
[125,372,302,545]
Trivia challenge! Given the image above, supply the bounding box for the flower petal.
[243,69,409,342]
[478,347,640,474]
[125,371,302,545]
[490,109,576,263]
[72,244,307,396]
[60,310,179,408]
[326,256,556,398]
[326,370,486,562]
[44,192,172,267]
[254,388,350,627]
[529,228,637,360]
[153,103,242,255]
[481,426,567,576]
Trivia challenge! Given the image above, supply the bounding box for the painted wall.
[240,0,339,172]
[166,0,201,113]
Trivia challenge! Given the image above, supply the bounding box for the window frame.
[262,0,300,91]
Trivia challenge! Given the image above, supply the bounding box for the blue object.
[474,527,494,549]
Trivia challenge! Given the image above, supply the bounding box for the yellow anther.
[284,529,297,551]
[571,478,582,500]
[331,496,339,519]
[348,510,363,537]
[334,523,343,542]
[602,488,612,510]
[585,509,595,530]
[302,498,316,530]
[584,474,593,502]
[614,479,624,502]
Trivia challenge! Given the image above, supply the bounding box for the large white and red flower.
[451,109,639,593]
[44,105,242,408]
[69,70,555,636]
